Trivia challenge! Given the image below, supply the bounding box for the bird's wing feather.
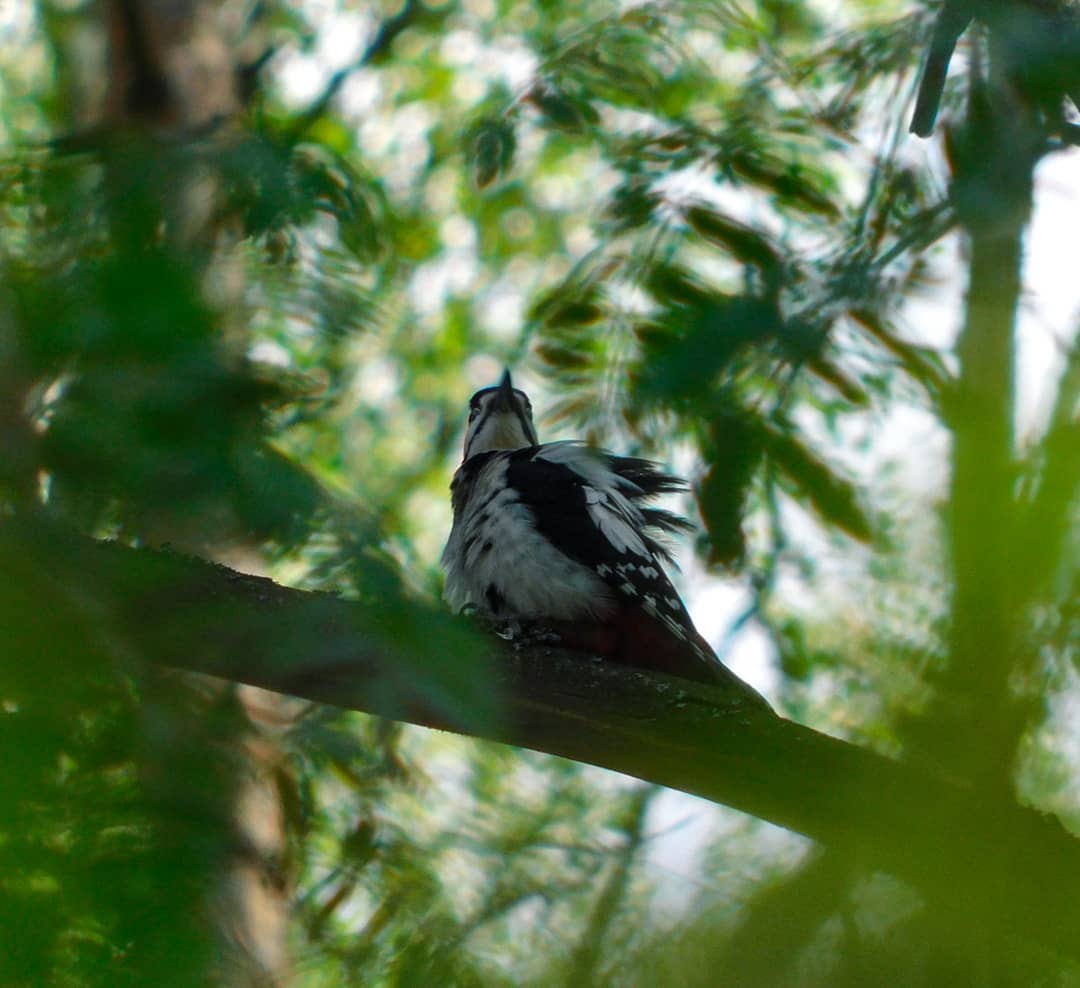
[505,444,699,640]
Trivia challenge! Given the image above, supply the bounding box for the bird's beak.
[495,368,515,411]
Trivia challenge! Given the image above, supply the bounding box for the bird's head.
[461,369,538,460]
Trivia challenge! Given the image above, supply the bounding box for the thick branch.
[13,520,1080,959]
[935,41,1041,794]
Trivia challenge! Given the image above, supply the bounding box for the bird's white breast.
[442,455,615,621]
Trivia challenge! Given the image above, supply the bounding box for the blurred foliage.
[0,0,1078,984]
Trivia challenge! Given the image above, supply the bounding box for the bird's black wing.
[504,442,700,640]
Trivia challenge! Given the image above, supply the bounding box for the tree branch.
[13,519,1080,960]
[289,0,426,140]
[931,34,1042,797]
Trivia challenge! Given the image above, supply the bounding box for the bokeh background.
[1,0,1078,984]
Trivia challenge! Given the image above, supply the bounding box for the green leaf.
[848,308,948,395]
[806,356,871,406]
[696,409,763,566]
[763,424,873,542]
[727,149,840,218]
[606,176,659,230]
[534,299,605,329]
[467,118,517,190]
[684,206,784,279]
[529,83,594,132]
[636,277,783,404]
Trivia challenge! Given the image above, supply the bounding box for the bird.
[442,369,769,706]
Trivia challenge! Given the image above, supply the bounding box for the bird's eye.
[468,405,480,420]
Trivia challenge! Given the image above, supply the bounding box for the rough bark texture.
[12,518,1080,962]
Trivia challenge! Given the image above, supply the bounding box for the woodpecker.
[443,370,768,704]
